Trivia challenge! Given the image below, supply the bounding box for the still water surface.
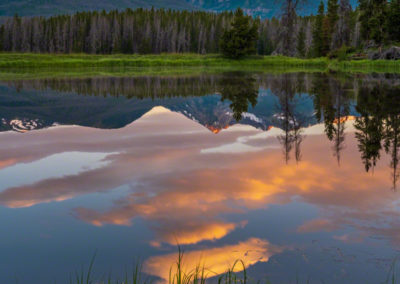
[1,72,400,283]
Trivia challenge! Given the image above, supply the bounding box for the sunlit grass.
[71,247,250,284]
[0,53,399,79]
[67,248,400,284]
[0,53,328,69]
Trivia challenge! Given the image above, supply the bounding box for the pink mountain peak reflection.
[0,106,398,251]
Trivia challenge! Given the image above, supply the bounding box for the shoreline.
[0,53,399,74]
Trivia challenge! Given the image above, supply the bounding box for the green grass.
[71,248,250,284]
[67,249,400,284]
[330,59,400,74]
[0,53,399,75]
[0,53,328,69]
[0,53,399,82]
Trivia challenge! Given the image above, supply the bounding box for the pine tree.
[326,0,339,49]
[386,0,400,42]
[219,8,259,59]
[297,24,306,57]
[332,0,353,49]
[0,25,4,51]
[312,1,325,57]
[279,0,303,56]
[359,0,388,46]
[369,0,388,46]
[322,16,331,55]
[358,0,373,42]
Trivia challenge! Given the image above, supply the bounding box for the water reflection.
[0,72,400,283]
[355,82,400,190]
[219,73,258,121]
[144,238,283,281]
[312,75,354,165]
[274,74,306,164]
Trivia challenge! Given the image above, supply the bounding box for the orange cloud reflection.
[143,238,283,281]
[0,107,397,248]
[0,158,17,170]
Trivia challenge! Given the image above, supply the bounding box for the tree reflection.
[312,75,353,165]
[354,83,400,190]
[5,72,400,188]
[218,73,258,121]
[274,74,305,164]
[354,86,384,173]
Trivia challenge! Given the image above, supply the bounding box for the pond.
[0,71,400,283]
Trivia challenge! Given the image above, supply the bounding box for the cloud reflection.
[0,106,398,250]
[143,238,283,281]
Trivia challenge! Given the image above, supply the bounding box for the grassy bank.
[0,66,326,81]
[0,53,328,68]
[0,53,399,74]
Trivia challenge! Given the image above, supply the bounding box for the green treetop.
[219,8,259,59]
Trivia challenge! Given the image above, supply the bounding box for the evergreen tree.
[279,0,304,56]
[327,0,339,49]
[0,25,4,51]
[332,0,353,49]
[358,0,373,42]
[387,0,400,42]
[369,0,388,46]
[0,5,390,56]
[312,1,325,57]
[219,8,259,59]
[359,0,388,45]
[322,17,331,55]
[297,24,306,57]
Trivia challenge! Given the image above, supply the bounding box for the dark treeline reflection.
[8,75,221,99]
[312,73,354,165]
[3,72,400,187]
[3,72,313,99]
[355,83,400,190]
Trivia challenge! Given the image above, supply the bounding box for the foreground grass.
[0,53,399,74]
[66,250,400,284]
[71,250,251,284]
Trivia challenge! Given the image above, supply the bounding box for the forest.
[0,0,399,58]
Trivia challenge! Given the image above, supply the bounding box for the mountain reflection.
[219,72,258,121]
[1,73,400,183]
[0,106,398,247]
[1,72,400,282]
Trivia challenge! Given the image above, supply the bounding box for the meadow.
[0,53,399,74]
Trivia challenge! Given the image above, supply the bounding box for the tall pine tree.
[297,24,306,57]
[369,0,388,46]
[386,0,400,42]
[219,8,259,59]
[326,0,339,50]
[312,1,325,57]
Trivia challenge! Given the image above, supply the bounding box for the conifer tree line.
[0,0,398,57]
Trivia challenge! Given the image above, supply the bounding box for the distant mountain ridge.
[0,0,357,18]
[0,0,196,17]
